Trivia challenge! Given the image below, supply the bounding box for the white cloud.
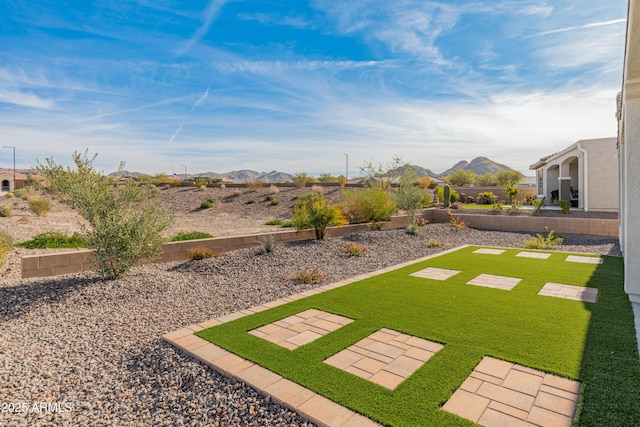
[535,18,626,37]
[0,90,55,109]
[181,0,233,53]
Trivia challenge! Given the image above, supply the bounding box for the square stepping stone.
[324,328,443,390]
[538,282,598,303]
[410,267,460,281]
[467,274,521,291]
[565,255,603,264]
[473,248,506,255]
[516,251,551,259]
[442,357,580,427]
[249,309,354,350]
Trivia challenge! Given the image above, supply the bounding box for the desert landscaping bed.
[0,223,620,426]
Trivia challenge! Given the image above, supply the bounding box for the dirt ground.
[0,185,617,278]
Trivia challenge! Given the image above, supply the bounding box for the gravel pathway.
[0,224,620,426]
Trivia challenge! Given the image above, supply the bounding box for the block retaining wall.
[20,211,618,279]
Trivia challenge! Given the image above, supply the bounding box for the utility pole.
[3,146,15,189]
[343,153,348,180]
[181,165,187,181]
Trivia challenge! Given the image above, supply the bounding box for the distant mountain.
[193,170,293,183]
[438,157,514,177]
[108,170,150,179]
[392,164,441,179]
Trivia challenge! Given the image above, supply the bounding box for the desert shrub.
[200,198,215,209]
[29,198,52,216]
[339,188,396,224]
[532,198,545,213]
[558,199,571,214]
[246,199,256,204]
[245,178,265,192]
[318,173,337,183]
[0,205,13,217]
[407,224,420,235]
[505,182,520,205]
[279,220,293,228]
[416,175,431,189]
[436,186,459,203]
[337,176,347,188]
[421,194,432,208]
[256,234,277,253]
[368,222,384,231]
[187,246,218,260]
[292,192,346,239]
[292,172,314,188]
[269,184,280,194]
[14,188,31,200]
[523,228,563,249]
[477,191,498,204]
[0,230,12,266]
[311,185,324,194]
[496,170,524,186]
[447,210,468,228]
[195,178,208,187]
[265,219,284,226]
[270,199,281,205]
[291,267,327,284]
[16,232,87,249]
[232,190,243,197]
[343,242,368,256]
[446,169,476,186]
[492,202,504,211]
[477,173,498,186]
[169,231,214,242]
[428,239,451,248]
[524,193,537,205]
[509,200,523,212]
[198,185,207,191]
[392,169,425,226]
[35,150,174,279]
[265,195,275,202]
[4,192,14,199]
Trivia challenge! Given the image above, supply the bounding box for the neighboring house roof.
[0,168,29,181]
[529,138,616,170]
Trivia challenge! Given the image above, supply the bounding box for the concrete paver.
[538,282,598,303]
[324,328,443,390]
[467,274,522,291]
[516,251,551,259]
[442,357,581,427]
[410,267,461,281]
[565,255,603,264]
[248,309,354,350]
[473,248,506,255]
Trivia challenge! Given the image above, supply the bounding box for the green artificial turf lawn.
[197,246,640,426]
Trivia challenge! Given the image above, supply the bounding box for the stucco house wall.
[530,137,618,212]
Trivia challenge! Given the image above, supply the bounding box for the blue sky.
[0,0,628,176]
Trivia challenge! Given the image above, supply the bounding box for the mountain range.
[110,157,515,183]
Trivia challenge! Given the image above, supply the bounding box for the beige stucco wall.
[620,0,640,302]
[0,173,14,192]
[582,137,619,212]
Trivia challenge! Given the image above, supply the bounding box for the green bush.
[35,150,174,279]
[16,232,87,249]
[292,192,346,239]
[265,219,284,226]
[0,230,13,267]
[194,178,208,187]
[0,205,13,217]
[246,199,256,204]
[256,234,277,253]
[558,199,571,214]
[393,169,425,226]
[29,198,52,216]
[200,198,214,209]
[265,195,275,202]
[524,228,563,249]
[270,199,281,205]
[436,186,459,203]
[13,188,31,200]
[169,231,214,242]
[477,191,498,204]
[339,188,396,224]
[532,198,545,213]
[291,267,327,284]
[505,182,520,205]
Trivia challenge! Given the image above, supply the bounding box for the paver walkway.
[249,309,354,350]
[324,328,443,389]
[442,356,580,427]
[467,274,522,291]
[538,282,598,303]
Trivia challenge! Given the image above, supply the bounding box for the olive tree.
[392,169,425,226]
[35,150,174,279]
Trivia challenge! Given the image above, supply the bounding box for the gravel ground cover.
[0,224,620,426]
